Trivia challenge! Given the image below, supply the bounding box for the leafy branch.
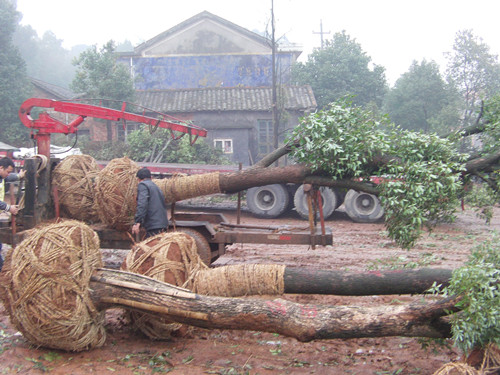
[429,234,500,353]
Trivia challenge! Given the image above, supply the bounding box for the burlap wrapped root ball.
[52,154,100,222]
[0,220,106,352]
[121,232,207,340]
[153,172,221,204]
[93,157,221,230]
[94,157,140,230]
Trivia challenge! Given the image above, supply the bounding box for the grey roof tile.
[136,86,316,113]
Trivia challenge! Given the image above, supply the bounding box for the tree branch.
[303,176,380,195]
[465,150,500,174]
[251,142,294,169]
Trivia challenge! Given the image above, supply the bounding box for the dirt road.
[0,203,497,374]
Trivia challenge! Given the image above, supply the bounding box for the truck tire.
[293,185,337,220]
[246,184,290,218]
[175,227,213,265]
[343,189,384,223]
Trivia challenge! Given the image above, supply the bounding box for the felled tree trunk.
[218,164,379,194]
[219,164,309,193]
[283,268,452,295]
[91,269,458,342]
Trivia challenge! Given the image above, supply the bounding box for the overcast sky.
[15,0,500,85]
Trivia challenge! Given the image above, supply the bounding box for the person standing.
[0,157,25,270]
[131,167,168,239]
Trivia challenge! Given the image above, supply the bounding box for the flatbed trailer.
[0,157,332,265]
[0,211,332,265]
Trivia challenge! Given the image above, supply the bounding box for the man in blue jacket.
[131,167,168,239]
[0,157,25,270]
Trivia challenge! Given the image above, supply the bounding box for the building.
[118,11,317,165]
[26,12,317,165]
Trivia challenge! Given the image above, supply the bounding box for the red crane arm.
[19,98,208,138]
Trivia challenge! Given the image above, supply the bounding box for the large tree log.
[219,164,382,194]
[284,268,452,295]
[193,266,452,296]
[219,164,310,193]
[91,269,458,342]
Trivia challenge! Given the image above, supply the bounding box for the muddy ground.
[0,200,498,374]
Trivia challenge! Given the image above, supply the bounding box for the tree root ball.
[51,154,100,222]
[94,157,140,230]
[121,232,207,339]
[0,220,105,352]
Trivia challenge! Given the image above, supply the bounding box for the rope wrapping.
[94,157,140,230]
[432,344,500,374]
[121,231,286,340]
[193,264,286,297]
[0,220,105,352]
[52,155,100,222]
[153,172,221,204]
[121,232,207,339]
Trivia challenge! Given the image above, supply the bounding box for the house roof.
[135,11,271,55]
[135,86,317,113]
[30,78,76,100]
[0,142,19,152]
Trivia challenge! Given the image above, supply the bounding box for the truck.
[246,183,384,223]
[0,98,333,265]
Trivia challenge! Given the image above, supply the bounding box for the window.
[257,119,273,155]
[214,139,233,154]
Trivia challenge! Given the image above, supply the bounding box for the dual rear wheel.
[246,185,384,223]
[343,190,384,223]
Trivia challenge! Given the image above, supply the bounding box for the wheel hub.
[356,194,375,214]
[256,190,276,210]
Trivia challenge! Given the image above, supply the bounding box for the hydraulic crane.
[18,98,208,158]
[9,98,331,263]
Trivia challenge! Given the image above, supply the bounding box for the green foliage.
[292,31,387,109]
[445,29,500,128]
[482,94,500,155]
[383,60,456,133]
[79,139,129,160]
[430,234,500,353]
[380,131,466,248]
[288,97,467,248]
[460,95,500,214]
[464,183,498,223]
[126,128,230,165]
[71,40,135,103]
[0,0,31,146]
[287,97,392,179]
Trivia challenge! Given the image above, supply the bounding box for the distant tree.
[11,24,38,72]
[383,60,454,133]
[0,0,31,145]
[445,29,500,128]
[116,40,134,52]
[71,40,135,103]
[13,27,76,88]
[292,31,387,109]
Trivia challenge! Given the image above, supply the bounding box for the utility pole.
[313,19,330,49]
[271,0,279,164]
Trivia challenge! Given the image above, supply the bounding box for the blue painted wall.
[121,53,295,90]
